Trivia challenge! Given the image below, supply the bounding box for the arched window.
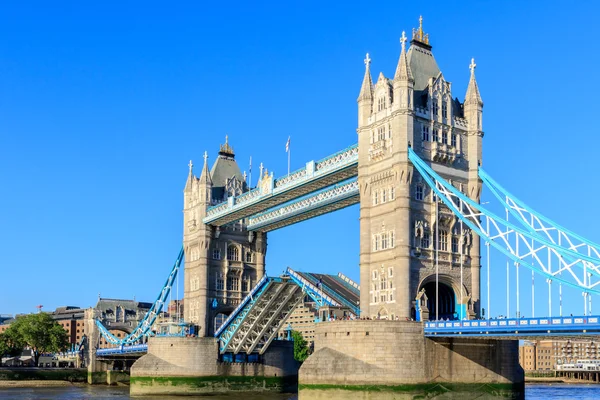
[214,313,228,333]
[245,251,252,263]
[373,190,379,205]
[227,245,239,261]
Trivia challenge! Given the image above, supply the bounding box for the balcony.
[431,141,458,164]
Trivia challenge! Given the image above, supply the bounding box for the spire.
[465,58,483,106]
[184,160,194,191]
[394,31,413,82]
[411,16,430,47]
[357,53,373,102]
[218,135,235,159]
[199,151,212,185]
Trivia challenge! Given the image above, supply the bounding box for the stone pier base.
[299,320,524,399]
[130,336,299,395]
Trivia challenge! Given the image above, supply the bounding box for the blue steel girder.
[203,144,358,227]
[408,148,600,294]
[246,179,359,232]
[96,247,184,346]
[424,315,600,339]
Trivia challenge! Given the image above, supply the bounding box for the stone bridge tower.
[357,18,483,321]
[183,137,267,336]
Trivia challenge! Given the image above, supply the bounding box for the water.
[0,384,597,399]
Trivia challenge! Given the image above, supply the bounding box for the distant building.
[518,339,600,371]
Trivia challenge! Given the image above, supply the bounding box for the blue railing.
[96,344,148,356]
[424,315,600,337]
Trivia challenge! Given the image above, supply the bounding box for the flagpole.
[288,145,290,176]
[249,156,252,188]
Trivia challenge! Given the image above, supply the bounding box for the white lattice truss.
[409,148,600,295]
[219,281,304,354]
[247,179,358,230]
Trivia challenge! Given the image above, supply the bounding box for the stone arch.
[213,310,232,334]
[417,274,469,321]
[377,307,389,320]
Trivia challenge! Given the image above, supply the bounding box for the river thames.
[0,384,596,399]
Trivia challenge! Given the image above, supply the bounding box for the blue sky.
[1,1,599,318]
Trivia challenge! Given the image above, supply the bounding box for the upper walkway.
[203,144,358,227]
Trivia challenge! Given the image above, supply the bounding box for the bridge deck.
[216,277,304,354]
[295,271,360,316]
[424,315,600,338]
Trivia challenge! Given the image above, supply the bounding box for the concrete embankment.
[0,368,88,386]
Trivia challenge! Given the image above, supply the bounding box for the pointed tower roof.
[407,16,441,91]
[394,31,413,82]
[357,53,373,101]
[199,151,212,185]
[465,58,483,106]
[184,160,195,191]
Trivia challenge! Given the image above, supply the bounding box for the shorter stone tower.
[183,137,267,336]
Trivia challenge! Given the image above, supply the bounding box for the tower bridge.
[89,17,600,397]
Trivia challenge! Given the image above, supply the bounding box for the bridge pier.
[130,336,299,395]
[299,320,524,399]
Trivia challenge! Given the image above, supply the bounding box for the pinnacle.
[394,31,414,83]
[465,58,483,106]
[357,53,373,102]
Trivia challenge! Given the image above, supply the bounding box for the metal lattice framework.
[204,144,358,226]
[96,247,184,345]
[408,148,600,296]
[216,278,304,354]
[247,179,359,231]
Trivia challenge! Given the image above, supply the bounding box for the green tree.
[5,313,69,366]
[0,329,24,359]
[291,330,310,363]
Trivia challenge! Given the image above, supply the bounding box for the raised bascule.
[88,17,600,398]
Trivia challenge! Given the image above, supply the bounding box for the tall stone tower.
[183,137,267,336]
[357,18,483,321]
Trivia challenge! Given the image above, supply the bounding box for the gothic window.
[381,233,388,250]
[212,248,221,260]
[389,292,393,301]
[442,131,448,145]
[373,190,379,205]
[372,270,378,280]
[390,187,395,200]
[381,274,387,290]
[373,235,379,251]
[214,313,228,333]
[433,128,439,142]
[421,232,430,249]
[216,274,224,290]
[382,189,387,203]
[378,126,385,141]
[432,99,439,116]
[451,133,457,147]
[245,251,252,263]
[227,276,239,291]
[452,236,459,253]
[227,245,239,261]
[439,230,448,251]
[388,267,393,277]
[390,231,395,248]
[378,96,386,111]
[442,102,447,118]
[422,126,430,142]
[415,185,423,201]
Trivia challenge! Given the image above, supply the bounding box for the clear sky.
[1,1,599,318]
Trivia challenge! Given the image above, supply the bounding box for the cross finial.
[400,31,407,52]
[203,151,208,163]
[259,162,264,178]
[188,159,193,172]
[364,53,371,67]
[469,58,477,75]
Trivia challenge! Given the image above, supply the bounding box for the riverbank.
[0,368,87,383]
[0,380,87,388]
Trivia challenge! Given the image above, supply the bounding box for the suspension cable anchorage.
[96,247,185,346]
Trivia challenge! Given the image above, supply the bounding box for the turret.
[464,58,483,201]
[198,151,213,209]
[357,53,373,127]
[393,31,414,112]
